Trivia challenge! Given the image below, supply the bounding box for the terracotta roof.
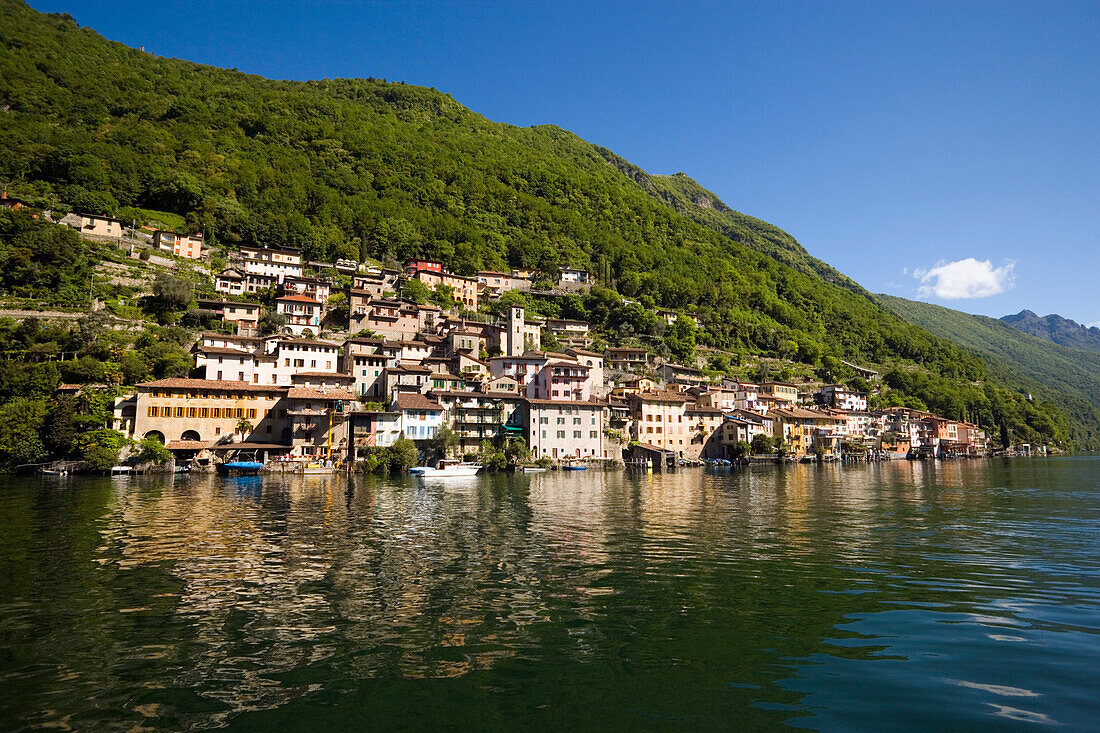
[197,347,253,356]
[431,390,521,400]
[276,337,339,347]
[287,387,356,400]
[291,371,354,380]
[388,364,432,373]
[567,348,602,358]
[165,440,211,451]
[771,407,842,420]
[138,378,288,393]
[524,398,606,407]
[634,391,692,403]
[209,442,293,451]
[197,299,259,309]
[201,332,261,341]
[276,294,321,304]
[547,359,591,368]
[392,393,443,411]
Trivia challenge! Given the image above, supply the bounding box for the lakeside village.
[37,209,1008,475]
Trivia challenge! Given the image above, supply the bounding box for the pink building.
[534,360,592,401]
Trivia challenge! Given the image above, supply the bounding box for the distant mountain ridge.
[1001,310,1100,354]
[880,295,1100,448]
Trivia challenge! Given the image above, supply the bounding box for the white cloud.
[1087,321,1100,330]
[913,258,1015,299]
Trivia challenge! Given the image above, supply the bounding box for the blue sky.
[33,1,1100,325]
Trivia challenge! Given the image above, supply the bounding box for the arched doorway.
[181,430,201,441]
[144,430,165,443]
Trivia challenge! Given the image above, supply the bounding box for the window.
[215,427,221,435]
[557,417,565,425]
[590,431,597,438]
[248,409,257,419]
[147,406,158,417]
[542,430,547,438]
[573,431,581,439]
[187,407,197,418]
[540,417,549,424]
[212,408,221,418]
[557,430,565,439]
[174,407,184,418]
[573,418,581,425]
[200,408,209,418]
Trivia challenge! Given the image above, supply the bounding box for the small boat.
[110,465,133,475]
[410,460,481,477]
[40,468,68,476]
[520,466,547,473]
[217,460,264,476]
[562,465,587,471]
[302,462,336,475]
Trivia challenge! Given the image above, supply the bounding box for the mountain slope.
[1001,310,1100,353]
[0,1,1074,447]
[593,150,861,291]
[879,295,1100,448]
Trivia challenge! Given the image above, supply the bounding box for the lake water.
[1,457,1098,731]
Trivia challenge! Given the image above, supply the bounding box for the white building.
[238,245,303,281]
[394,392,446,442]
[276,294,322,336]
[524,399,605,460]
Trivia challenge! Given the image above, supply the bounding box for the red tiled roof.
[165,440,211,451]
[138,378,288,393]
[276,294,321,304]
[392,393,443,410]
[287,387,356,401]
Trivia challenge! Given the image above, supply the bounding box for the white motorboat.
[410,460,482,477]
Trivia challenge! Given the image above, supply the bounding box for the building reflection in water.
[93,459,1005,724]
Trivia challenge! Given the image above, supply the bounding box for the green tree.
[138,435,172,464]
[389,435,419,469]
[151,273,193,310]
[0,397,49,465]
[504,437,531,465]
[431,425,459,458]
[400,279,431,304]
[666,316,697,364]
[750,433,771,455]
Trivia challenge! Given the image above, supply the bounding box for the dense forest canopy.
[0,1,1083,448]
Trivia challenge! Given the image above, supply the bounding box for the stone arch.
[144,430,165,443]
[181,430,201,441]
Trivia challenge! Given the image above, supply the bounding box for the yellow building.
[630,391,692,454]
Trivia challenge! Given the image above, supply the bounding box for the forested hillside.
[879,295,1100,448]
[0,1,1078,448]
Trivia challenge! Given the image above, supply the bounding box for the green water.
[1,458,1098,731]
